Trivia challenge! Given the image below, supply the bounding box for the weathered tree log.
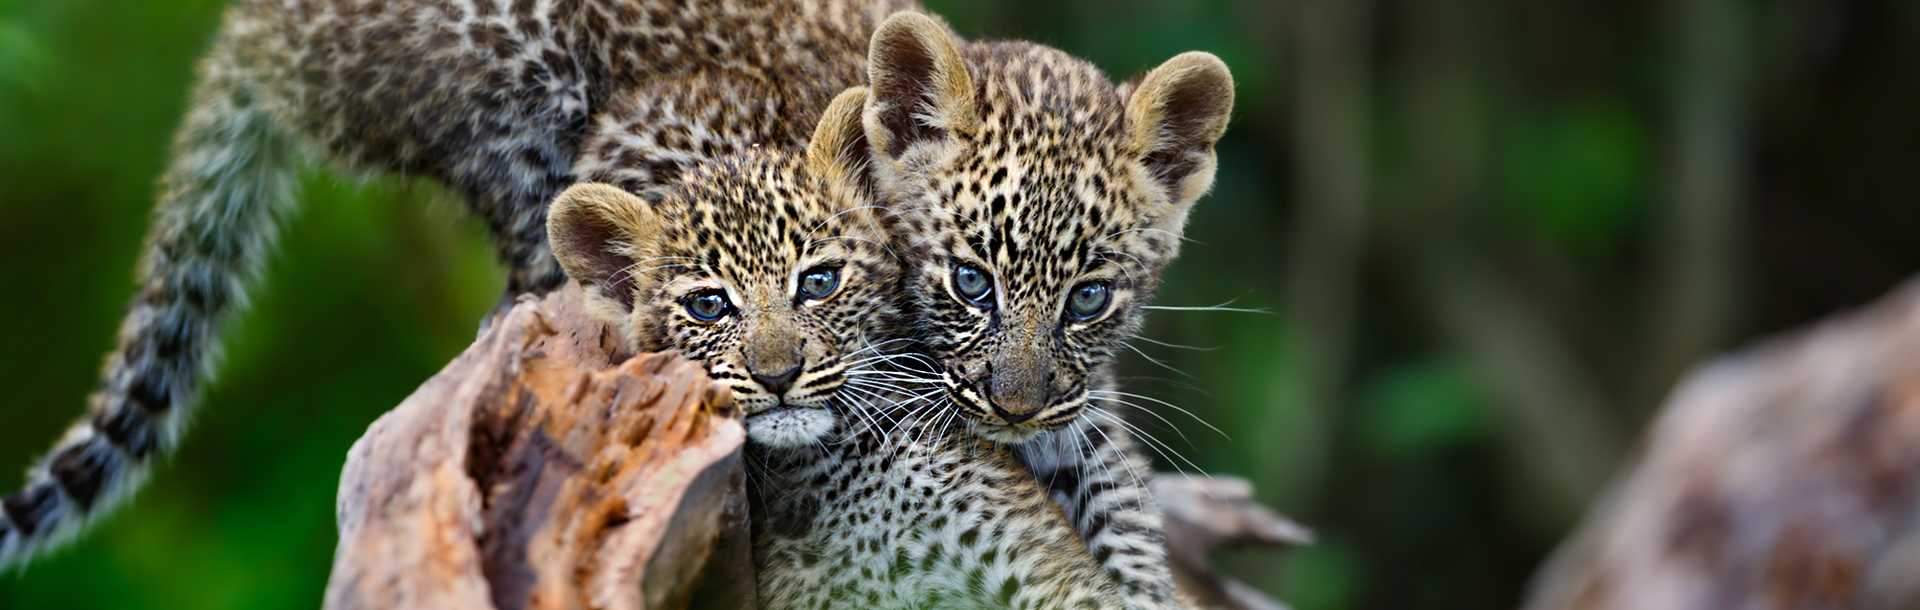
[323,285,1304,609]
[324,286,750,610]
[1524,278,1920,610]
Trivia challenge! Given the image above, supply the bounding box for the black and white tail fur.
[0,48,299,569]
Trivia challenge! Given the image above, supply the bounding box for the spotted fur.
[858,13,1236,607]
[6,5,1218,607]
[551,88,904,448]
[554,88,1126,608]
[1,0,907,569]
[750,411,1127,610]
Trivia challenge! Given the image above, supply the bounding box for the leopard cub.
[549,89,1131,609]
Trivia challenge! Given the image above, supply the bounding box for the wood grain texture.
[324,285,749,610]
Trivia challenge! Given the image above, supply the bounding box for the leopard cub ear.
[1125,52,1235,223]
[864,11,975,160]
[546,182,659,310]
[807,87,876,197]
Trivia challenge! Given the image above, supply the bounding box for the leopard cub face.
[858,13,1236,442]
[548,89,899,448]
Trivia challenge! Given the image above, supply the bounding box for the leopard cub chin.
[745,408,840,449]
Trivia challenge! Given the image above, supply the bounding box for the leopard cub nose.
[750,363,802,395]
[986,361,1052,424]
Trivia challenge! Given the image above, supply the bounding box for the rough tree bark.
[324,285,752,610]
[1524,278,1920,610]
[323,285,1304,610]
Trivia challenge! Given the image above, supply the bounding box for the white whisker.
[1142,297,1271,314]
[1122,342,1196,380]
[1127,334,1219,352]
[1089,407,1205,480]
[1081,418,1148,499]
[1087,395,1200,451]
[1087,389,1229,441]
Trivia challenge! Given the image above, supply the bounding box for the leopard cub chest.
[750,415,1125,610]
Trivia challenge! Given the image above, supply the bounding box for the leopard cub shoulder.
[749,409,1128,610]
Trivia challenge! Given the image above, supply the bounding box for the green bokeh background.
[1,1,1915,609]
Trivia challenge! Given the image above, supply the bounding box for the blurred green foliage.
[2,1,1916,609]
[0,2,500,607]
[1494,106,1646,253]
[1358,359,1487,457]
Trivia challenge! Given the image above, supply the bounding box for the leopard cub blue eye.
[952,263,994,308]
[797,266,840,300]
[1066,281,1112,321]
[683,290,732,321]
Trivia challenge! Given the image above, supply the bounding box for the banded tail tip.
[0,433,146,570]
[0,483,68,569]
[0,515,16,564]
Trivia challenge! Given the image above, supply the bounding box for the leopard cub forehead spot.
[930,44,1173,300]
[649,151,886,291]
[629,149,899,346]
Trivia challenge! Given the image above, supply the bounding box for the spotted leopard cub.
[857,14,1237,606]
[549,90,900,449]
[0,0,905,568]
[549,90,1126,608]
